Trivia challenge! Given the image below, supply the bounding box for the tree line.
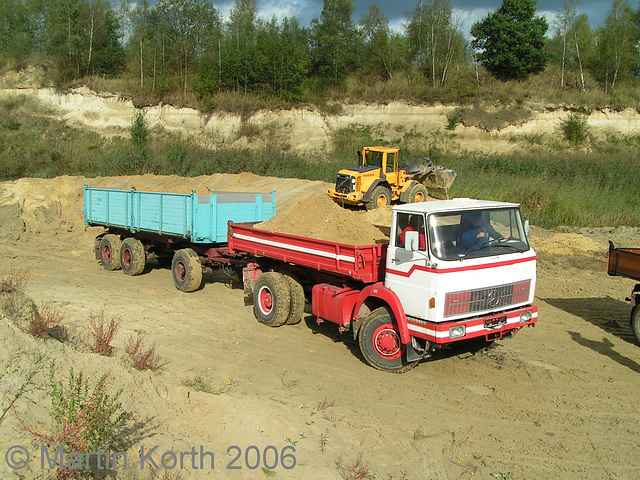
[0,0,639,102]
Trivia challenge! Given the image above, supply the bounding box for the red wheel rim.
[372,323,402,359]
[258,286,273,314]
[122,248,132,268]
[175,261,187,282]
[102,244,112,263]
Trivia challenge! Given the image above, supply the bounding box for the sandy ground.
[1,174,640,480]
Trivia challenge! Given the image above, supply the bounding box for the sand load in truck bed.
[256,195,390,246]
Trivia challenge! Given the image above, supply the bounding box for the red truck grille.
[444,280,531,317]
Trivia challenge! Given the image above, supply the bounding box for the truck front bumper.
[327,188,362,206]
[406,305,538,345]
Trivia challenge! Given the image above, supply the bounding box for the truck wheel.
[366,186,391,210]
[172,249,202,292]
[253,272,291,327]
[120,237,146,276]
[284,273,305,325]
[99,234,122,271]
[359,307,416,373]
[631,307,640,346]
[408,184,428,203]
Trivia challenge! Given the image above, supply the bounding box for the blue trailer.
[84,186,276,291]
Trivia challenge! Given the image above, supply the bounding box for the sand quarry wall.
[1,86,640,155]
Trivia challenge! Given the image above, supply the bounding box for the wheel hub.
[259,287,273,313]
[102,245,111,262]
[374,327,401,357]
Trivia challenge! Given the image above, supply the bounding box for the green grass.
[1,93,638,230]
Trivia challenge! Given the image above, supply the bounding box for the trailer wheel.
[408,184,428,203]
[253,272,291,327]
[120,237,146,276]
[366,186,391,210]
[631,307,640,346]
[172,249,202,292]
[283,273,305,325]
[358,307,416,373]
[99,234,122,271]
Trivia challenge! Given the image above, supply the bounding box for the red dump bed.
[228,223,386,284]
[608,242,640,282]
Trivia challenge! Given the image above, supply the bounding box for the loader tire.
[358,307,417,373]
[172,249,202,292]
[366,186,391,210]
[253,272,291,327]
[120,237,146,276]
[99,234,122,271]
[408,184,428,203]
[283,273,305,325]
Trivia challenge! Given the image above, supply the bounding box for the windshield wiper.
[461,243,526,259]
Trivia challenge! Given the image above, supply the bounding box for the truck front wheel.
[120,238,146,276]
[253,272,291,327]
[172,249,202,292]
[359,308,416,373]
[631,307,640,346]
[99,234,122,271]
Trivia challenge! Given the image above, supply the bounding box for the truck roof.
[392,198,520,214]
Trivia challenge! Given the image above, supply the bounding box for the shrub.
[445,112,461,131]
[130,109,148,147]
[22,302,63,338]
[17,363,125,478]
[87,313,120,355]
[0,269,29,293]
[125,334,161,371]
[560,113,590,145]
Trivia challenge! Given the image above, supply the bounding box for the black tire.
[366,186,391,211]
[99,234,122,271]
[120,237,146,276]
[358,307,417,373]
[253,272,291,327]
[171,249,203,292]
[408,184,428,203]
[283,273,305,325]
[631,307,640,346]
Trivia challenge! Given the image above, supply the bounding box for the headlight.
[449,325,466,339]
[519,311,532,324]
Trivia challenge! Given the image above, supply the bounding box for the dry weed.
[87,313,120,355]
[125,334,161,371]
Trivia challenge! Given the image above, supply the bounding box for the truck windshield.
[428,208,530,260]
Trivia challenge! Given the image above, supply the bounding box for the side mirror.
[404,231,419,252]
[524,220,530,236]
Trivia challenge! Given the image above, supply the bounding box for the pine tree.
[471,0,550,80]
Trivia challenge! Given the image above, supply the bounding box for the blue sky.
[214,0,628,36]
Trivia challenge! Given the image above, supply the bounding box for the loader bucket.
[406,156,457,199]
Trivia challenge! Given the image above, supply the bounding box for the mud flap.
[406,337,431,362]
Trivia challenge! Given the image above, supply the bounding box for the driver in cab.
[460,212,507,253]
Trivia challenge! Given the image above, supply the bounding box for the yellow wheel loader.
[327,146,457,210]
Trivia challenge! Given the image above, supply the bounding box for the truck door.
[385,212,432,320]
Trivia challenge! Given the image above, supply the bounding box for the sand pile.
[256,195,390,245]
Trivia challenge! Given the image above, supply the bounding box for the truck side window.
[396,213,426,251]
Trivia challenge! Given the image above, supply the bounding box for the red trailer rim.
[175,261,187,282]
[258,286,273,315]
[122,248,132,268]
[102,244,112,262]
[372,323,402,359]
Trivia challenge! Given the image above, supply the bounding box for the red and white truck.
[88,188,538,373]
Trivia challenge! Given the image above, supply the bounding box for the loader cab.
[359,147,398,176]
